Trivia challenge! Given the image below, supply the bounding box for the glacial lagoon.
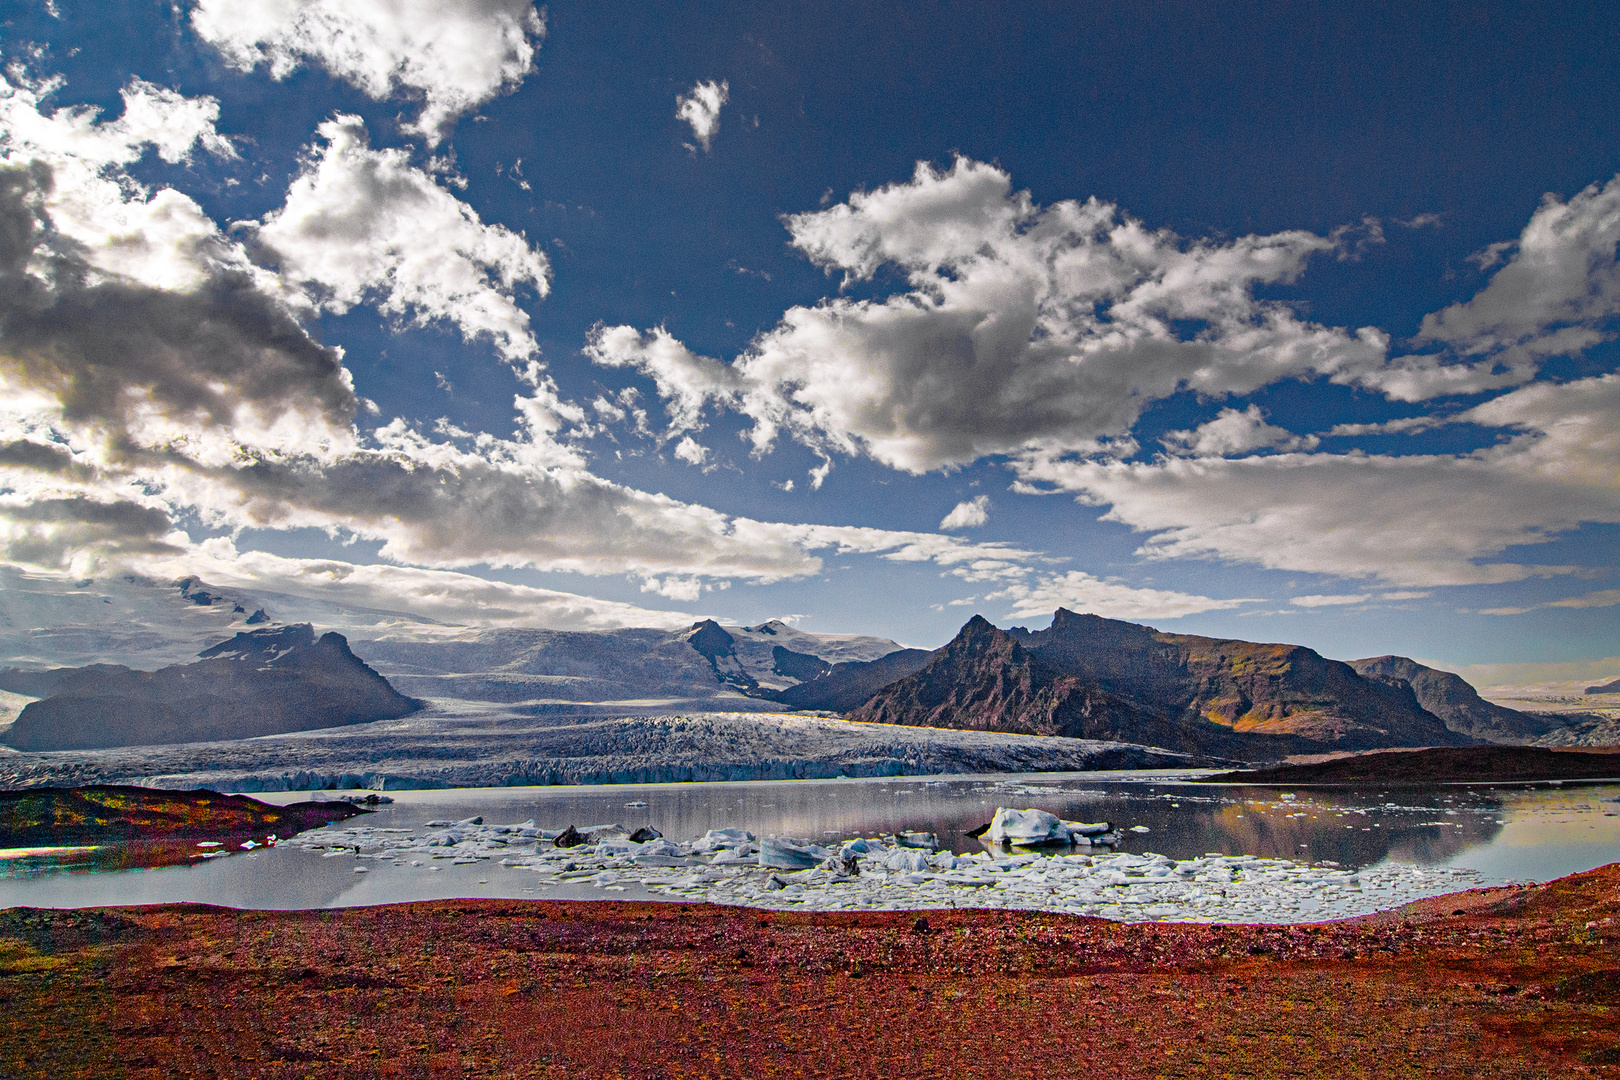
[2,770,1618,922]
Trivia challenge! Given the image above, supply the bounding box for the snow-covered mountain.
[0,570,906,711]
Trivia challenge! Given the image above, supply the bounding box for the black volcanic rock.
[1023,610,1468,749]
[767,648,932,713]
[847,617,1258,755]
[848,612,1471,758]
[771,645,832,683]
[0,625,420,751]
[1351,655,1566,743]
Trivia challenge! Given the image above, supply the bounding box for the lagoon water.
[2,770,1618,917]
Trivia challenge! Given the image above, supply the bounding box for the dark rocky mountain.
[849,611,1472,758]
[0,625,420,751]
[765,648,933,713]
[1350,655,1567,744]
[1585,676,1620,695]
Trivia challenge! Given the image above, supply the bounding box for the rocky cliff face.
[1350,655,1566,743]
[0,625,420,751]
[850,611,1473,758]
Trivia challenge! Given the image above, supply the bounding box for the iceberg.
[985,807,1069,845]
[758,836,832,870]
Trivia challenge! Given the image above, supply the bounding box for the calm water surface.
[2,770,1617,910]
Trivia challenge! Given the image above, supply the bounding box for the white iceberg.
[758,835,832,870]
[986,807,1069,845]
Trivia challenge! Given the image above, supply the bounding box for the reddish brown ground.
[4,866,1620,1079]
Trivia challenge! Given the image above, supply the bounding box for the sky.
[2,0,1619,680]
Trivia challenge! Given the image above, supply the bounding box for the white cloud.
[640,575,704,602]
[1381,590,1431,600]
[590,157,1385,477]
[1015,373,1620,587]
[0,71,245,291]
[672,435,709,466]
[585,324,745,436]
[151,541,699,631]
[1290,593,1370,607]
[246,115,550,361]
[0,79,1057,599]
[1161,405,1319,457]
[191,0,546,144]
[1348,174,1620,401]
[939,495,989,530]
[675,79,728,152]
[988,571,1254,623]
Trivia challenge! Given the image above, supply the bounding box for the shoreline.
[3,864,1618,1077]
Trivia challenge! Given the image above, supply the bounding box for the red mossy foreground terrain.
[4,866,1620,1079]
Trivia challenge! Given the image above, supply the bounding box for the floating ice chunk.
[1129,825,1151,833]
[711,846,755,865]
[758,836,832,870]
[693,828,755,853]
[196,841,222,848]
[353,866,369,874]
[1063,821,1112,837]
[986,807,1068,845]
[884,849,931,873]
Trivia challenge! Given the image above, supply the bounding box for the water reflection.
[0,772,1615,910]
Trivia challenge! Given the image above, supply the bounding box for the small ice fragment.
[1129,825,1151,834]
[196,841,222,848]
[625,801,648,808]
[758,836,829,870]
[353,866,369,874]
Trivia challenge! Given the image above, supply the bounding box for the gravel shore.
[3,863,1618,1077]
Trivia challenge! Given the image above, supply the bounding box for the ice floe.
[291,804,1492,924]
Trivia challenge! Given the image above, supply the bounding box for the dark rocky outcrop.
[1201,746,1620,785]
[848,611,1473,758]
[1350,655,1567,743]
[0,625,421,751]
[771,646,831,684]
[0,785,363,846]
[1585,676,1620,695]
[685,620,756,692]
[765,648,932,713]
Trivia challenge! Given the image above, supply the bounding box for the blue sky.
[3,0,1620,681]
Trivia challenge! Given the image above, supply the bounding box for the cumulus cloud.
[589,157,1385,477]
[675,79,728,152]
[672,435,709,466]
[190,0,546,144]
[939,495,989,530]
[1290,593,1370,607]
[245,115,550,361]
[0,78,1057,602]
[585,324,746,437]
[0,71,245,290]
[1350,174,1620,401]
[987,571,1254,623]
[1161,405,1319,457]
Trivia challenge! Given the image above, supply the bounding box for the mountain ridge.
[849,611,1473,756]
